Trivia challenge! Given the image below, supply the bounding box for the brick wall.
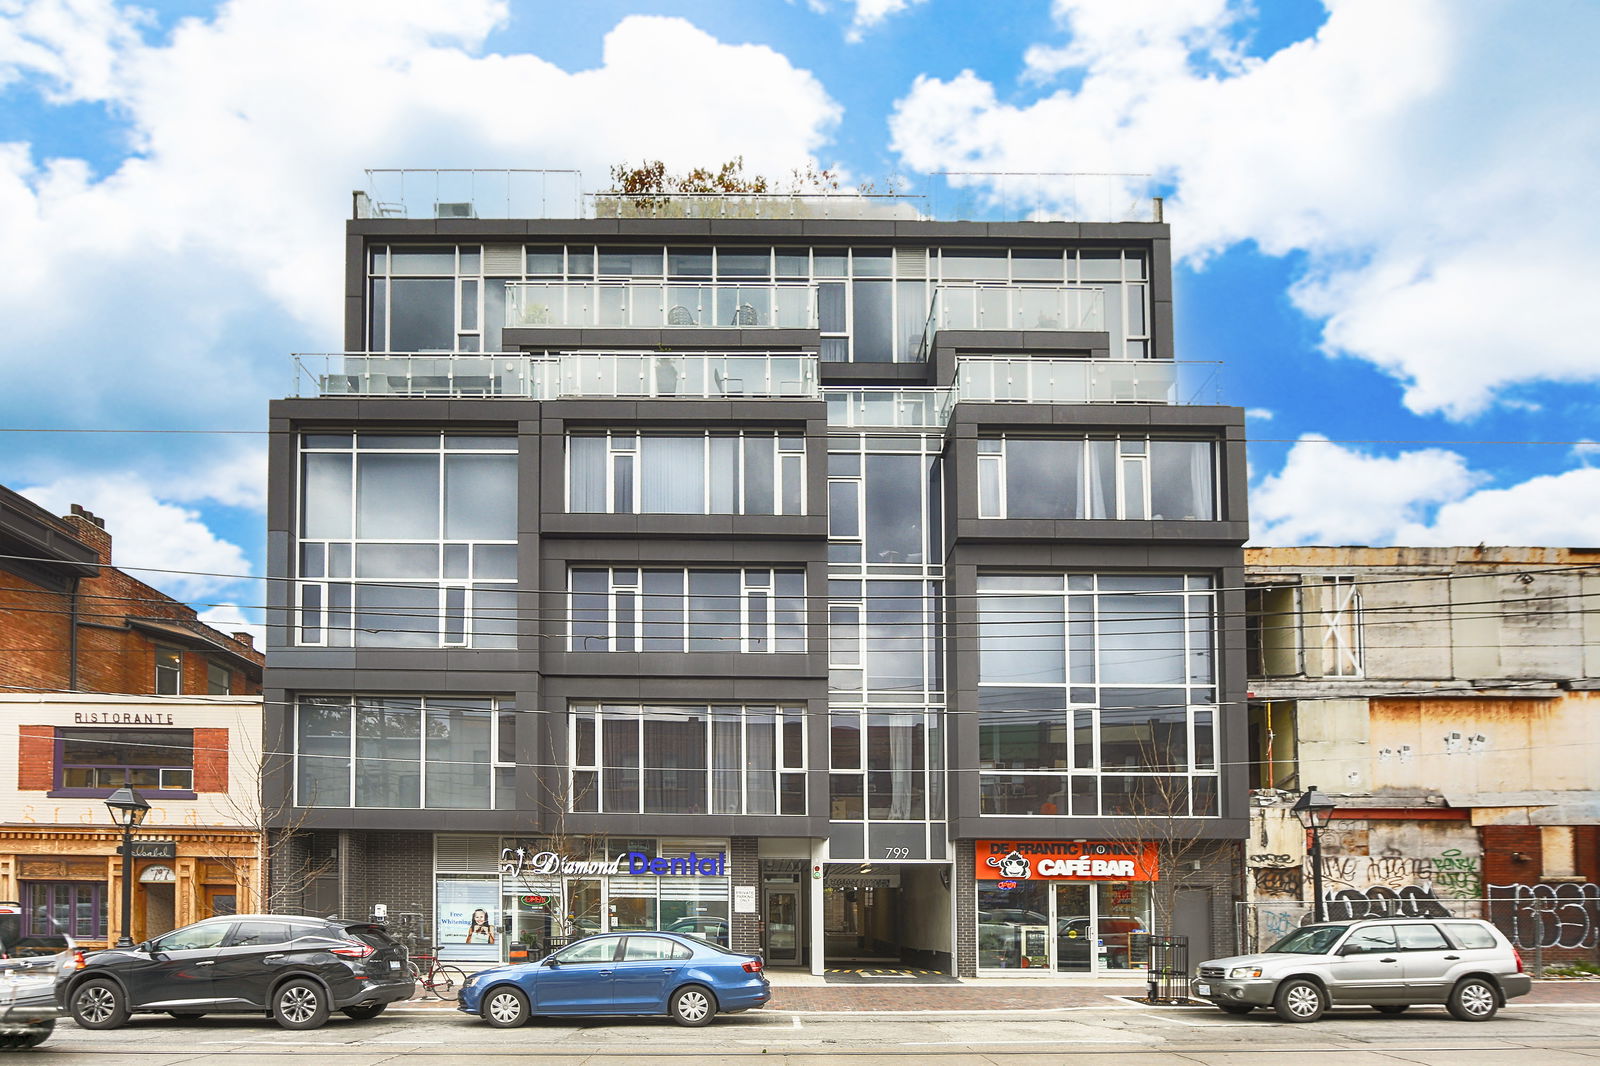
[1156,839,1241,962]
[1481,825,1543,887]
[729,837,760,956]
[340,831,434,938]
[192,728,229,791]
[954,840,977,977]
[17,725,54,791]
[0,510,262,697]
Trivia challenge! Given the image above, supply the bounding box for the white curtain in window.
[642,436,705,513]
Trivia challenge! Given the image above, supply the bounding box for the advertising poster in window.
[436,878,500,961]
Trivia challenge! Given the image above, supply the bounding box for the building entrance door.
[764,887,801,965]
[1054,884,1092,973]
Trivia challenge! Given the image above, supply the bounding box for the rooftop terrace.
[355,169,1164,225]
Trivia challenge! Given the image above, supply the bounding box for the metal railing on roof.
[353,169,1161,224]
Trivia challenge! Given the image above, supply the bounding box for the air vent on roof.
[895,247,928,278]
[484,245,523,275]
[434,202,477,219]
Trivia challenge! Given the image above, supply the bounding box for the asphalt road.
[21,1001,1600,1064]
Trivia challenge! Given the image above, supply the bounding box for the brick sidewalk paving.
[405,979,1600,1013]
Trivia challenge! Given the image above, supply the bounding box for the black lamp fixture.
[105,786,151,949]
[1291,785,1337,923]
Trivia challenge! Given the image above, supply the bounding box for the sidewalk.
[403,975,1600,1013]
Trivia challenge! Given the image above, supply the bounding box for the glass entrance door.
[1096,881,1150,971]
[764,888,801,965]
[564,878,604,939]
[1053,884,1092,972]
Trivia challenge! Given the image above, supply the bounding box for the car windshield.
[1266,925,1347,955]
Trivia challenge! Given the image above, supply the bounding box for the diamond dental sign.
[500,848,726,878]
[975,840,1159,882]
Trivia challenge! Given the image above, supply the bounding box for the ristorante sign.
[975,840,1159,882]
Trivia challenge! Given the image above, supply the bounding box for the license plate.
[1196,983,1211,996]
[389,961,401,971]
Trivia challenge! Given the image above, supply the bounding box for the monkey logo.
[985,851,1031,879]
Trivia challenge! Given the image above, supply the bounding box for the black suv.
[60,915,413,1030]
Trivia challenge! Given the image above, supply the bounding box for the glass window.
[1149,441,1214,521]
[206,662,231,696]
[155,922,231,951]
[1344,925,1399,954]
[229,921,292,947]
[154,646,182,695]
[1396,924,1450,950]
[1444,923,1497,950]
[599,249,663,276]
[388,277,455,351]
[59,728,194,792]
[554,936,622,964]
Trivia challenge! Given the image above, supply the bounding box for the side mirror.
[135,942,151,953]
[543,956,560,968]
[1336,944,1358,956]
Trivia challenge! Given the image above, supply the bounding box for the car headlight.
[1228,966,1263,979]
[462,973,481,987]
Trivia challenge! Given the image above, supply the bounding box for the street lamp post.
[1291,785,1337,924]
[105,786,152,949]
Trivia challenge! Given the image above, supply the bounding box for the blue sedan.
[457,932,770,1028]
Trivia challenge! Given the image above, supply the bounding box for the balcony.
[294,352,819,400]
[506,281,818,331]
[956,357,1220,406]
[915,284,1106,361]
[825,389,954,429]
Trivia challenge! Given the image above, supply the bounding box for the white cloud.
[889,0,1600,419]
[197,603,265,650]
[1245,407,1274,421]
[1252,435,1482,545]
[845,0,926,41]
[1572,440,1600,465]
[1252,435,1600,547]
[0,3,842,430]
[19,474,252,599]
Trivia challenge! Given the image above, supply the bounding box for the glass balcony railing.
[560,352,817,399]
[956,357,1221,405]
[294,352,819,400]
[505,281,818,330]
[915,284,1106,360]
[825,388,955,429]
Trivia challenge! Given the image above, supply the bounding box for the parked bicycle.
[407,948,468,1000]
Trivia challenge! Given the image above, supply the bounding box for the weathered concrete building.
[1243,546,1600,963]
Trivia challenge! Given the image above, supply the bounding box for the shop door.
[564,878,605,940]
[1053,884,1092,973]
[204,887,237,919]
[764,888,801,965]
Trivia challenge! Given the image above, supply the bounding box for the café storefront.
[975,839,1157,976]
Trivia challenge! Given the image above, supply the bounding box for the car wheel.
[670,985,717,1027]
[1374,1004,1409,1015]
[1217,1003,1255,1015]
[272,979,331,1030]
[71,979,131,1030]
[1447,978,1499,1021]
[482,986,530,1028]
[1273,978,1326,1023]
[341,1004,387,1020]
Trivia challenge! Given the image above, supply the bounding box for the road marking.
[791,1015,802,1028]
[900,1038,1135,1046]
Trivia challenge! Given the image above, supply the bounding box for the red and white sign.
[975,840,1159,882]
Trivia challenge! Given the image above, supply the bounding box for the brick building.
[0,485,267,946]
[0,485,263,697]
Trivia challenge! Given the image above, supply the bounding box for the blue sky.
[3,0,1599,637]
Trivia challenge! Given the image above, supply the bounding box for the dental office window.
[295,695,517,809]
[567,431,805,515]
[976,573,1219,819]
[568,568,805,653]
[568,703,806,816]
[297,433,518,648]
[976,436,1215,522]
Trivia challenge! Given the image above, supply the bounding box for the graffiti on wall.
[1322,885,1451,921]
[1488,882,1600,950]
[1252,866,1303,897]
[1319,848,1481,900]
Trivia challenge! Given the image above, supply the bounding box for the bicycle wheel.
[429,965,468,998]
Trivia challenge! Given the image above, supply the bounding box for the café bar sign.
[975,840,1159,882]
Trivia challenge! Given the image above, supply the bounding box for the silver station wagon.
[1192,918,1532,1022]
